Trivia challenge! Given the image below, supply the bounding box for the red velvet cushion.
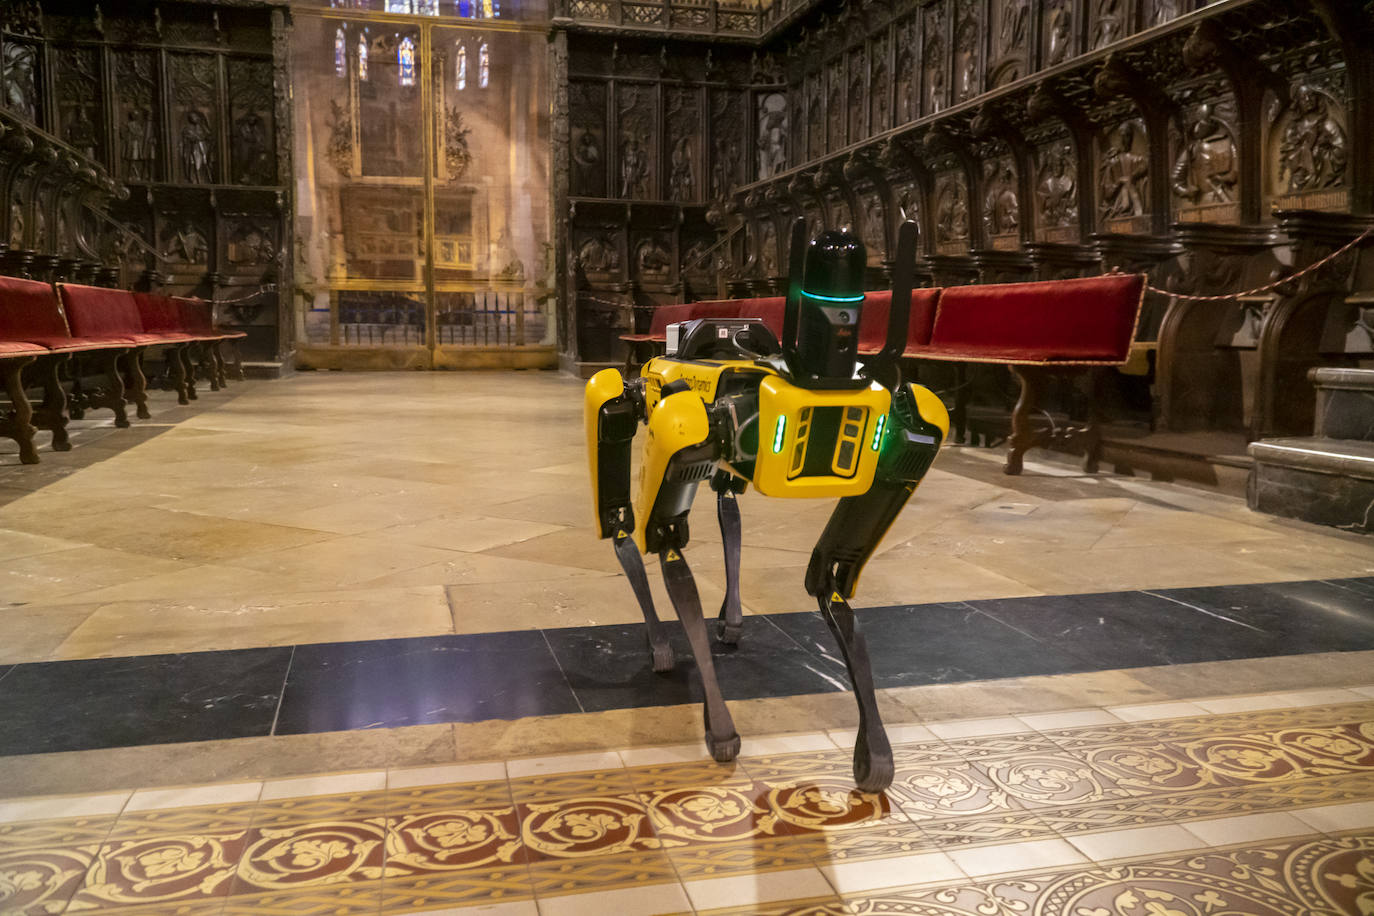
[0,340,48,356]
[58,284,145,339]
[133,293,193,336]
[691,300,744,320]
[16,334,129,352]
[647,303,696,336]
[732,297,786,340]
[930,273,1145,363]
[0,275,69,341]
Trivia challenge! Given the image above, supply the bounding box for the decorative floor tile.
[664,834,827,879]
[230,818,392,893]
[221,880,382,915]
[517,794,660,861]
[1181,811,1317,846]
[533,880,691,916]
[387,762,508,791]
[525,848,678,895]
[106,802,260,841]
[66,829,249,911]
[817,850,964,894]
[696,896,848,916]
[0,816,119,854]
[387,807,526,874]
[382,866,535,913]
[944,836,1088,877]
[390,781,514,816]
[1063,823,1204,862]
[0,844,96,915]
[682,866,836,911]
[507,769,639,806]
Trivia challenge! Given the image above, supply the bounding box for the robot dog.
[584,220,947,792]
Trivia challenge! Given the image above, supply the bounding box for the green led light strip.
[800,290,865,303]
[772,415,787,454]
[871,414,886,451]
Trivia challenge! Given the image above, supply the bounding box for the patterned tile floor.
[4,687,1374,915]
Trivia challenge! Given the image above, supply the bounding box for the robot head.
[783,229,868,387]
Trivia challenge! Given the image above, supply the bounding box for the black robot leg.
[711,470,747,646]
[612,530,674,672]
[817,587,893,793]
[660,541,741,762]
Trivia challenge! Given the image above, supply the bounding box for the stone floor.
[2,370,1374,914]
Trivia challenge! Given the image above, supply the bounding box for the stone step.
[1312,367,1374,442]
[1248,436,1374,533]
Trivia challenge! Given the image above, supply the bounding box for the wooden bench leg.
[1,357,39,465]
[211,342,228,388]
[33,356,71,452]
[1083,367,1106,474]
[952,363,969,444]
[126,348,150,420]
[170,344,190,405]
[181,346,198,401]
[199,346,220,392]
[1005,366,1046,475]
[104,350,130,428]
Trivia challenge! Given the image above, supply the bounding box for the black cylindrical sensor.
[796,230,866,383]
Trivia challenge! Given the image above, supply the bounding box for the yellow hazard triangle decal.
[615,530,627,539]
[666,549,681,561]
[831,591,845,603]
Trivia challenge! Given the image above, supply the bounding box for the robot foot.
[650,638,675,673]
[661,545,741,764]
[852,722,895,794]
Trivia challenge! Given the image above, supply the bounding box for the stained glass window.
[416,0,438,12]
[457,44,467,90]
[357,30,368,81]
[457,0,473,16]
[335,28,346,77]
[480,0,493,17]
[386,0,412,11]
[479,41,489,88]
[399,36,416,86]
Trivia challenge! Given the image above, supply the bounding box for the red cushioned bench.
[58,283,194,424]
[0,276,147,460]
[173,296,249,389]
[905,272,1146,474]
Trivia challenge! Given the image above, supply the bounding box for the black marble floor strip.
[1,576,1371,757]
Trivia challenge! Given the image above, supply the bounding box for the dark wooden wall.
[555,0,1374,442]
[0,0,292,364]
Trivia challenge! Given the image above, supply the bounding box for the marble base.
[1249,437,1374,532]
[1311,367,1374,441]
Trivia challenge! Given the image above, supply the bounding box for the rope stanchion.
[1144,228,1372,302]
[206,283,277,305]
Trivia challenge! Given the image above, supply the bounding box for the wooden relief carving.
[789,91,805,171]
[169,54,219,185]
[1269,81,1349,213]
[570,81,607,198]
[1099,119,1150,233]
[869,36,889,135]
[756,91,787,182]
[575,231,621,275]
[990,0,1030,87]
[114,51,160,183]
[847,52,865,144]
[923,4,948,116]
[759,220,779,275]
[665,87,700,201]
[1043,0,1074,67]
[228,59,276,186]
[226,218,278,267]
[1,39,39,123]
[935,172,970,253]
[1090,0,1132,50]
[953,0,982,104]
[160,217,210,265]
[616,84,655,200]
[860,191,886,263]
[806,76,825,161]
[1147,0,1181,27]
[982,155,1020,248]
[710,89,745,199]
[1035,141,1079,240]
[1172,101,1239,223]
[55,47,101,162]
[633,233,672,283]
[827,59,845,152]
[894,20,916,126]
